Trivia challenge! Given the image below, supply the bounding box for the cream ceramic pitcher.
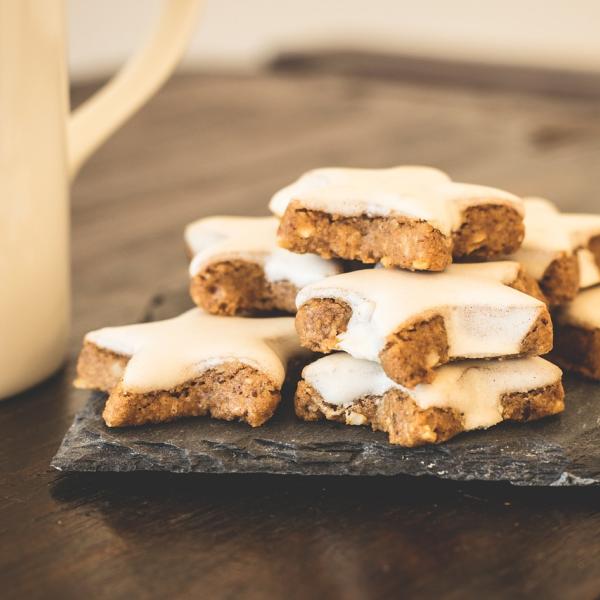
[0,0,202,399]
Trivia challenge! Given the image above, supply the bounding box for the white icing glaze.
[186,216,341,287]
[377,260,523,286]
[577,248,600,289]
[303,352,561,430]
[85,309,301,393]
[556,286,600,330]
[510,197,600,286]
[264,248,341,288]
[269,166,522,236]
[376,260,523,285]
[445,261,522,285]
[303,353,399,407]
[296,268,545,362]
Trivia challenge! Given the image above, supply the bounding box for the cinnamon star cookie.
[76,309,304,427]
[270,166,524,270]
[296,352,564,447]
[186,216,342,315]
[509,197,600,305]
[552,286,600,380]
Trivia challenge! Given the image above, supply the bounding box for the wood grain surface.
[2,57,600,599]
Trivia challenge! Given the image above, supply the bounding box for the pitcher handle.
[68,0,202,180]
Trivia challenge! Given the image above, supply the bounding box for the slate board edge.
[51,397,600,487]
[51,444,600,487]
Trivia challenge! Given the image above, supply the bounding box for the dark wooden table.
[2,56,600,599]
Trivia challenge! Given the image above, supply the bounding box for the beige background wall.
[69,0,600,80]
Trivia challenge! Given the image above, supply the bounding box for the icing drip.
[296,268,545,362]
[85,309,301,392]
[556,286,600,330]
[303,352,562,430]
[186,216,341,287]
[269,166,522,236]
[510,197,600,286]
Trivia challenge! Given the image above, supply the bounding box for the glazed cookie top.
[556,286,600,330]
[296,267,546,361]
[85,309,302,393]
[510,198,600,285]
[378,260,524,285]
[186,216,341,287]
[269,166,522,236]
[302,352,562,430]
[438,261,523,284]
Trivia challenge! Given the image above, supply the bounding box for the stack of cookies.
[508,198,600,380]
[269,166,564,445]
[75,164,600,447]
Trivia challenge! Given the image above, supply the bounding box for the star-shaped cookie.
[185,215,341,315]
[296,352,564,446]
[509,197,600,305]
[76,309,304,427]
[552,286,600,380]
[270,165,524,270]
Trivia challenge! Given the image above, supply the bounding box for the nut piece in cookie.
[552,286,600,380]
[75,309,304,427]
[295,267,553,388]
[296,353,564,447]
[509,197,600,305]
[270,166,524,269]
[186,216,342,315]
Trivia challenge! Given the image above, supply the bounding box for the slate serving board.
[52,290,600,486]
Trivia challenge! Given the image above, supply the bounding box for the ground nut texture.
[276,202,524,270]
[540,254,580,306]
[295,380,565,447]
[510,268,548,304]
[190,259,297,315]
[538,238,600,306]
